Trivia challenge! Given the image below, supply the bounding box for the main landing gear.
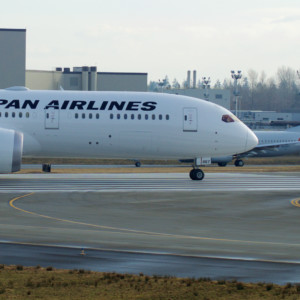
[189,168,205,181]
[234,159,244,167]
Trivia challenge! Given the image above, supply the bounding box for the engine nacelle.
[0,128,23,173]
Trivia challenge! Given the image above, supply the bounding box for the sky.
[1,0,300,84]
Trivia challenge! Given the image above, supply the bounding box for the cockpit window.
[222,114,235,123]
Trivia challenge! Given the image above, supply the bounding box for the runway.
[1,172,300,283]
[0,172,300,192]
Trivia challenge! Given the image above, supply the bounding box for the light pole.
[158,79,166,93]
[202,77,211,101]
[231,70,242,118]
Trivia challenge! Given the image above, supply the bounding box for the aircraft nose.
[245,129,258,151]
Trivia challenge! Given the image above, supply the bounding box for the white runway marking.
[0,172,299,192]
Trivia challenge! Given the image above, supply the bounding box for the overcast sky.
[1,0,300,84]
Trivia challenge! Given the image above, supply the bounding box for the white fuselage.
[0,89,257,161]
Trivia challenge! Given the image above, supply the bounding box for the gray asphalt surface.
[1,172,300,283]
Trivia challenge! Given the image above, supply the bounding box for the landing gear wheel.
[234,159,244,167]
[135,161,141,167]
[189,169,205,181]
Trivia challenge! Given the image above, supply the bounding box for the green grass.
[1,265,300,299]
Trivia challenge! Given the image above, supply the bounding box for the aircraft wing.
[239,140,300,158]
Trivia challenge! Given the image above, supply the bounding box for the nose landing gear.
[189,157,210,180]
[189,168,205,180]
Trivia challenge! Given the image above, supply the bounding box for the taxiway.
[1,172,300,283]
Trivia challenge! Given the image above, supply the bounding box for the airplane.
[0,86,258,180]
[212,126,300,167]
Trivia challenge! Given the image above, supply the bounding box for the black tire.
[135,162,141,167]
[189,169,196,180]
[189,169,205,180]
[235,159,244,167]
[42,163,51,172]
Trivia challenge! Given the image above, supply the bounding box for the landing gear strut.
[189,169,205,181]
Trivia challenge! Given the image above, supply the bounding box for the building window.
[215,94,223,99]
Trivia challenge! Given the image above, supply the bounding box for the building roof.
[0,28,26,32]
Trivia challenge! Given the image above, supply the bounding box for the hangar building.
[0,28,26,89]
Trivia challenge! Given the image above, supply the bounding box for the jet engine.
[0,128,23,173]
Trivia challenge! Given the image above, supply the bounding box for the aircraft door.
[183,108,197,132]
[45,108,59,129]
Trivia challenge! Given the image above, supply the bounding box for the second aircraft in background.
[212,126,300,167]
